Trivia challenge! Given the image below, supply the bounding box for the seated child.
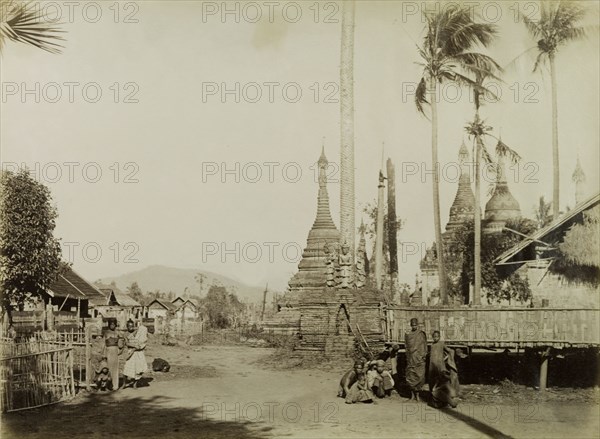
[377,359,395,396]
[345,372,374,404]
[366,360,385,398]
[95,357,111,391]
[338,361,363,398]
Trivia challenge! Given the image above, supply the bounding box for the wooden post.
[539,347,551,391]
[85,326,91,391]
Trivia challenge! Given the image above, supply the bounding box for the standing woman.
[405,318,427,401]
[122,319,148,389]
[103,319,122,390]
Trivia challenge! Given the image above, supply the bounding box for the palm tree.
[522,1,587,220]
[465,116,521,304]
[465,57,502,306]
[0,0,64,53]
[415,6,498,304]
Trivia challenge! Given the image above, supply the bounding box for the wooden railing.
[1,341,75,412]
[388,307,600,348]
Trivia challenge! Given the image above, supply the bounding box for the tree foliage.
[452,218,537,304]
[0,0,65,53]
[551,205,600,285]
[0,169,65,312]
[126,281,144,304]
[201,285,245,329]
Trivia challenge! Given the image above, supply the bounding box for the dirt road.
[2,341,598,439]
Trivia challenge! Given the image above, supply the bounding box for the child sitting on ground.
[366,360,385,398]
[338,361,363,398]
[377,360,395,396]
[94,357,111,391]
[345,372,374,404]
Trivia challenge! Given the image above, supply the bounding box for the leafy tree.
[552,205,599,284]
[0,0,64,53]
[201,285,245,329]
[415,5,498,304]
[0,169,65,316]
[126,281,144,304]
[522,1,587,219]
[453,218,536,304]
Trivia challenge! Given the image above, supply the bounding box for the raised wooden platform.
[387,306,600,348]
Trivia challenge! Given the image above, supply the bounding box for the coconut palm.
[415,6,498,304]
[0,0,64,53]
[521,1,587,220]
[463,54,506,306]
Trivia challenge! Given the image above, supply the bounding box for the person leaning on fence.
[122,319,148,389]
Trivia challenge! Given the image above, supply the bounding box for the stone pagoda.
[420,141,475,304]
[443,140,475,246]
[484,154,521,233]
[288,147,340,294]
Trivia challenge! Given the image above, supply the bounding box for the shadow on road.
[2,393,274,439]
[439,406,515,439]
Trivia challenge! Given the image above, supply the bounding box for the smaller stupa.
[484,154,521,233]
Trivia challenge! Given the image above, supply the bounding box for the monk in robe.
[405,317,427,401]
[429,330,459,408]
[338,361,364,398]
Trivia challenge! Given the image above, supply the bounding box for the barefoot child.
[345,372,374,404]
[94,357,111,391]
[338,361,364,398]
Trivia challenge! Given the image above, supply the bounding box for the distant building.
[496,192,600,308]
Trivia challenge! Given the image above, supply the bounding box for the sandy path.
[2,343,598,439]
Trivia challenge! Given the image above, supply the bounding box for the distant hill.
[98,265,265,302]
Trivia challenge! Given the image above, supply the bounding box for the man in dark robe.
[429,330,459,408]
[405,317,427,401]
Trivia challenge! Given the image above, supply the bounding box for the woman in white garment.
[122,320,148,389]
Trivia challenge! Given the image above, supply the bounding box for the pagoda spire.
[288,145,340,292]
[443,140,475,242]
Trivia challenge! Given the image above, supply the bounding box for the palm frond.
[495,139,522,164]
[415,77,429,117]
[0,0,65,53]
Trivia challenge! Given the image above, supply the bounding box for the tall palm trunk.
[430,81,448,304]
[473,131,483,305]
[549,53,560,220]
[340,0,355,253]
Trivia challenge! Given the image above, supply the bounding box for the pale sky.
[1,1,599,293]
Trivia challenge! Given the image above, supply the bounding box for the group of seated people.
[338,323,460,408]
[338,359,395,404]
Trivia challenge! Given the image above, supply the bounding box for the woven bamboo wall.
[389,307,600,348]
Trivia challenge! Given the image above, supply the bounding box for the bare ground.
[2,336,599,439]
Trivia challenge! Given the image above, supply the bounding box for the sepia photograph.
[0,1,599,438]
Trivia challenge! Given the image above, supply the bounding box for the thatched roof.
[49,267,107,305]
[495,192,600,266]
